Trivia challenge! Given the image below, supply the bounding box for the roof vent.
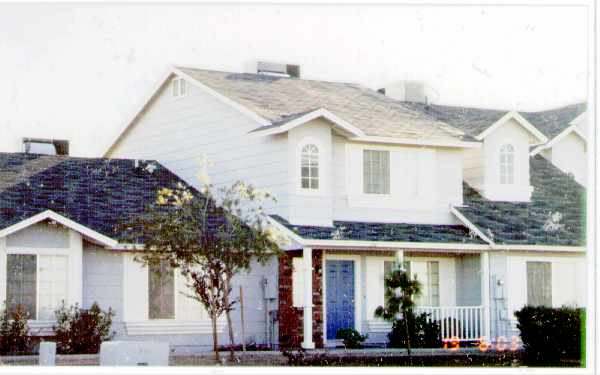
[257,61,300,78]
[23,138,69,156]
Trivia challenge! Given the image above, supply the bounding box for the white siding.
[286,118,333,226]
[107,76,291,219]
[463,147,484,190]
[83,244,124,321]
[335,142,463,224]
[6,222,69,248]
[500,253,586,319]
[549,132,587,186]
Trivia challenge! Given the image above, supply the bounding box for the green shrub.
[515,305,584,365]
[0,304,32,355]
[53,301,115,354]
[335,328,367,349]
[388,312,441,349]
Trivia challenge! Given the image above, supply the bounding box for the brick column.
[312,249,324,348]
[278,250,324,350]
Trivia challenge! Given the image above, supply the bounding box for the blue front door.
[326,260,355,340]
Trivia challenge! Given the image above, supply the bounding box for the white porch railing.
[415,305,484,341]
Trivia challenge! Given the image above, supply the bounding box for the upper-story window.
[363,150,390,194]
[499,144,515,185]
[301,144,319,190]
[172,77,187,98]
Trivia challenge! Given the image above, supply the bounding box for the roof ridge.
[176,66,365,87]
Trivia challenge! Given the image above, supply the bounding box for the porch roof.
[455,155,586,246]
[269,215,485,244]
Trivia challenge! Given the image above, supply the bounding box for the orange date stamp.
[442,336,520,351]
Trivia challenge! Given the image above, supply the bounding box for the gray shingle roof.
[271,216,484,244]
[400,102,508,137]
[0,153,191,241]
[520,103,587,140]
[177,67,471,142]
[401,101,587,141]
[455,155,585,246]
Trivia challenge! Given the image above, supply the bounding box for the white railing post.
[481,252,492,342]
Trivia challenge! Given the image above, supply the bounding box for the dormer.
[474,111,547,202]
[530,109,588,186]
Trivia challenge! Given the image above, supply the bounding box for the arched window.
[499,144,515,185]
[301,144,319,190]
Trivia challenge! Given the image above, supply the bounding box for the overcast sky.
[0,2,590,157]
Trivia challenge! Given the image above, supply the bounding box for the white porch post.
[481,251,492,341]
[395,249,404,270]
[302,247,315,349]
[68,230,83,307]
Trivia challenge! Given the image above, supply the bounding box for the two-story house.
[403,101,589,187]
[103,65,586,350]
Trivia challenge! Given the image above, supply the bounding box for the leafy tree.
[123,163,286,362]
[374,266,421,362]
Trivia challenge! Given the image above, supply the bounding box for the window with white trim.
[412,260,440,307]
[172,77,187,98]
[499,144,515,185]
[363,150,390,194]
[148,261,175,319]
[6,254,68,320]
[527,261,552,307]
[301,144,319,190]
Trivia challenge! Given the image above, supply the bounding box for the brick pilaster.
[278,250,324,349]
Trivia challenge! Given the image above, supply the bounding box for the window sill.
[27,320,56,336]
[124,320,226,336]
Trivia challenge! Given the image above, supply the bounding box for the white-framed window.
[148,261,175,319]
[301,144,319,190]
[363,150,390,194]
[172,77,187,98]
[499,144,515,185]
[411,260,440,307]
[527,261,552,307]
[6,254,68,320]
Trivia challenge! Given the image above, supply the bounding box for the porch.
[278,248,493,349]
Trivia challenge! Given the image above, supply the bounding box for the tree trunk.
[403,310,412,364]
[224,291,236,360]
[211,313,220,362]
